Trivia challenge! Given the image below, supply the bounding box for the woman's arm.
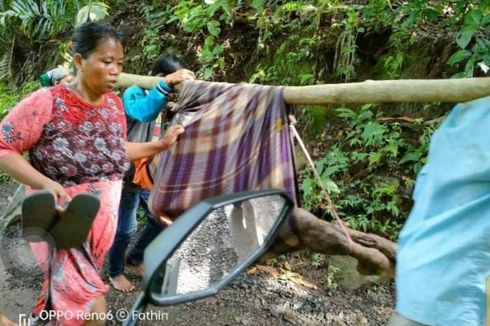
[0,88,71,202]
[126,124,185,161]
[0,153,70,201]
[123,69,195,123]
[123,85,168,122]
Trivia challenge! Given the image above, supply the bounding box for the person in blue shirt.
[388,96,490,326]
[107,53,194,292]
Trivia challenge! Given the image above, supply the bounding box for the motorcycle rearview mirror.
[123,189,294,325]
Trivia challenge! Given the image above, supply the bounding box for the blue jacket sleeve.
[122,85,168,122]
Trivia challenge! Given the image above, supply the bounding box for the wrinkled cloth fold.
[149,80,298,219]
[396,96,490,326]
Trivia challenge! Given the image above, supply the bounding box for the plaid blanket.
[149,80,298,219]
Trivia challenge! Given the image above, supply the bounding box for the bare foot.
[0,313,18,326]
[352,245,395,278]
[109,275,135,292]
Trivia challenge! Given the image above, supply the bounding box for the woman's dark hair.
[150,53,188,76]
[71,22,123,58]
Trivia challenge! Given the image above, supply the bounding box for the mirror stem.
[122,293,147,326]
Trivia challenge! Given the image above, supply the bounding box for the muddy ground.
[0,183,395,325]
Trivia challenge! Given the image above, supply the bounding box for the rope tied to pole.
[289,115,354,253]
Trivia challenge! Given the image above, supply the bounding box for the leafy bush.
[300,104,442,239]
[447,7,490,77]
[144,1,487,80]
[0,80,39,119]
[0,0,109,83]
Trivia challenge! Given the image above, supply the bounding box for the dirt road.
[0,183,394,325]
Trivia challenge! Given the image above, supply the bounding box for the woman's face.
[78,38,124,96]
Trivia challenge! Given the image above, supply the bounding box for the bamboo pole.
[118,73,164,90]
[117,72,490,104]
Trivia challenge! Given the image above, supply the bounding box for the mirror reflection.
[160,194,285,296]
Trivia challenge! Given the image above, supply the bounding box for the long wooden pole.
[117,72,490,104]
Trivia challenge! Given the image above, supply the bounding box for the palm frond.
[76,1,109,26]
[3,0,79,38]
[0,37,15,82]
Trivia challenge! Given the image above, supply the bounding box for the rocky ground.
[0,183,395,325]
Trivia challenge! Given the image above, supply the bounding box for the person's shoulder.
[45,85,80,102]
[12,86,54,113]
[23,87,54,102]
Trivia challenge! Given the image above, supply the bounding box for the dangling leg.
[265,207,396,277]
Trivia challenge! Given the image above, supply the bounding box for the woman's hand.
[41,179,72,204]
[0,153,71,204]
[127,125,185,160]
[164,69,195,86]
[156,214,173,226]
[160,125,185,149]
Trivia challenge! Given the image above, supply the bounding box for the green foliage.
[332,7,359,81]
[1,0,487,84]
[76,1,109,26]
[300,106,332,139]
[0,170,11,184]
[0,0,76,39]
[447,7,490,77]
[115,0,489,83]
[0,80,39,119]
[0,82,17,118]
[0,0,110,83]
[134,0,234,79]
[310,252,327,268]
[378,32,407,79]
[0,0,108,39]
[300,104,441,239]
[265,253,290,268]
[326,263,341,290]
[378,0,490,77]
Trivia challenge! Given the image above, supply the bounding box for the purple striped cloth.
[149,80,298,219]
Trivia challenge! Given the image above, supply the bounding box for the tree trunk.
[117,72,490,104]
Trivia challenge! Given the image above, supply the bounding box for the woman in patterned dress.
[0,22,182,325]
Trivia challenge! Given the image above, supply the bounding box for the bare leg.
[0,313,17,326]
[84,295,107,326]
[265,208,396,277]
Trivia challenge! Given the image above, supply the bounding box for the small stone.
[303,304,312,313]
[270,307,280,318]
[293,300,304,310]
